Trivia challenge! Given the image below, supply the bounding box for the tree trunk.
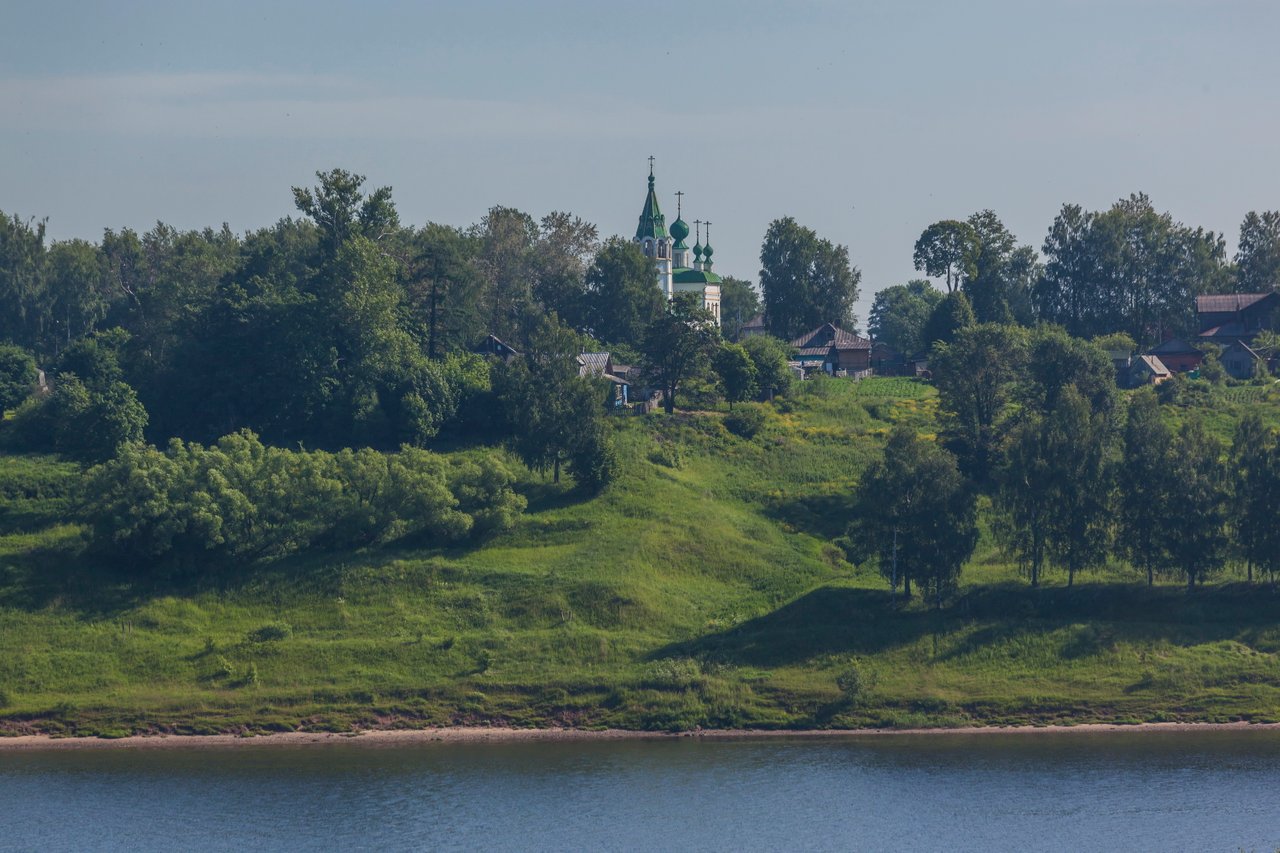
[903,576,912,599]
[553,457,561,484]
[1068,564,1075,588]
[664,386,675,414]
[1147,562,1154,587]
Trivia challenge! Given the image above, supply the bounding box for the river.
[2,731,1278,851]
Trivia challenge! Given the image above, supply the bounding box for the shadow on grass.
[651,586,938,666]
[653,582,1280,668]
[764,493,859,541]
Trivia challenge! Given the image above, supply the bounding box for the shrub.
[79,430,525,574]
[724,404,767,439]
[0,344,38,412]
[247,622,292,643]
[836,662,876,704]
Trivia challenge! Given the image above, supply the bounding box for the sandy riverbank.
[2,721,1280,751]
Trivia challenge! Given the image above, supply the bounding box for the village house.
[1129,354,1171,386]
[1145,337,1203,373]
[789,323,872,377]
[1221,341,1265,381]
[1196,292,1280,345]
[738,313,768,339]
[577,352,630,408]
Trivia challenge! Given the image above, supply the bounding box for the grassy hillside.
[3,377,1280,737]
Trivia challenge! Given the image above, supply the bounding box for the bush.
[836,661,875,704]
[724,404,767,439]
[4,374,147,462]
[79,430,526,573]
[247,622,292,643]
[0,344,38,412]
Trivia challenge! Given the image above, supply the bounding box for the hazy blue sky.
[3,0,1278,323]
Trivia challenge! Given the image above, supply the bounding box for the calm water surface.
[3,731,1279,851]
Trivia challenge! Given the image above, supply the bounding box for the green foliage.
[1235,210,1280,294]
[583,237,662,348]
[1117,390,1175,585]
[759,217,861,339]
[850,427,977,606]
[493,316,616,489]
[1035,194,1228,344]
[0,343,38,412]
[719,276,761,342]
[1163,419,1230,588]
[724,404,768,439]
[868,280,943,356]
[713,343,758,408]
[931,323,1025,478]
[921,290,975,349]
[913,219,978,293]
[79,431,524,573]
[741,335,793,400]
[642,293,720,414]
[7,373,148,463]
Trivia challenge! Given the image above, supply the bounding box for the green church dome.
[670,216,690,243]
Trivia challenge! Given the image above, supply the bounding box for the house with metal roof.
[633,159,723,326]
[789,323,872,376]
[1130,354,1172,385]
[1196,292,1280,344]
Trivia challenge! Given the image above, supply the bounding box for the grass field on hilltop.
[3,377,1280,737]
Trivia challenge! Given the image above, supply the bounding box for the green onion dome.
[670,216,690,244]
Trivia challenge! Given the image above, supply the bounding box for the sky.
[3,0,1279,326]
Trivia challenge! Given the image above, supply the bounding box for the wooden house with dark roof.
[1221,341,1265,380]
[789,323,872,376]
[1196,292,1280,344]
[1146,337,1203,373]
[577,352,630,407]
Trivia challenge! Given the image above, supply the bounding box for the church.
[632,160,722,326]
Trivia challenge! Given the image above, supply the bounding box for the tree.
[0,212,48,353]
[719,276,762,341]
[850,427,977,606]
[534,211,598,327]
[642,293,719,414]
[43,239,108,356]
[1034,195,1229,343]
[583,237,663,347]
[0,344,38,412]
[1040,387,1112,587]
[931,323,1026,479]
[913,220,977,293]
[1022,326,1117,418]
[473,206,538,342]
[1229,414,1279,582]
[1116,389,1174,586]
[920,290,975,350]
[292,168,398,259]
[713,343,757,409]
[868,280,943,356]
[759,217,860,340]
[493,316,613,486]
[962,210,1039,324]
[1164,419,1230,589]
[1235,211,1280,293]
[405,223,481,359]
[741,334,793,401]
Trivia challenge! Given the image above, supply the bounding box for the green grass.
[1,378,1280,737]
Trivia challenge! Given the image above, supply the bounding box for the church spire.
[634,156,668,242]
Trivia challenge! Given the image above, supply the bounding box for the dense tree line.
[872,200,1280,358]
